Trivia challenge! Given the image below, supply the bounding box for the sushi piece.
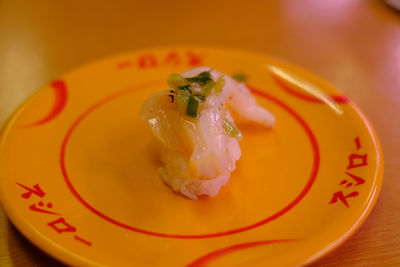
[140,67,275,199]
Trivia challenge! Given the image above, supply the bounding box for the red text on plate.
[329,137,368,208]
[16,182,92,246]
[29,201,60,215]
[16,183,45,199]
[117,50,204,70]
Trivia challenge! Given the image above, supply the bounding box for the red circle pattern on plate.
[186,238,297,267]
[60,83,320,239]
[25,80,68,127]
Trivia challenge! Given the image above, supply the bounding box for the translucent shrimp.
[140,67,275,199]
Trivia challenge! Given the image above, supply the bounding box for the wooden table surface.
[1,0,399,266]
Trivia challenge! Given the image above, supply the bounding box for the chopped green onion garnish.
[202,80,216,96]
[177,84,191,91]
[213,76,225,93]
[232,72,248,82]
[167,74,184,87]
[168,71,226,118]
[176,90,190,113]
[194,95,205,101]
[184,71,212,86]
[187,95,199,118]
[223,118,243,139]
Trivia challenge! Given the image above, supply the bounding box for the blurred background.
[1,0,400,266]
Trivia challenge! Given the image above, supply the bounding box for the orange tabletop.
[0,1,399,266]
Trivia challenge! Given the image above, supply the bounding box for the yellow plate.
[0,47,383,266]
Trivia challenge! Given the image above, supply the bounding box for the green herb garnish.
[232,72,248,82]
[193,95,206,101]
[167,74,184,87]
[177,84,191,91]
[184,71,213,86]
[223,118,243,139]
[213,76,225,93]
[176,90,190,113]
[202,80,216,96]
[187,95,199,118]
[167,71,225,118]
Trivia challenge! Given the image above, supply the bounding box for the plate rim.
[0,45,384,267]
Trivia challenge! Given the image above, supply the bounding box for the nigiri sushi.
[140,67,275,199]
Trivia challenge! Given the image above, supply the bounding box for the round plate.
[0,47,383,266]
